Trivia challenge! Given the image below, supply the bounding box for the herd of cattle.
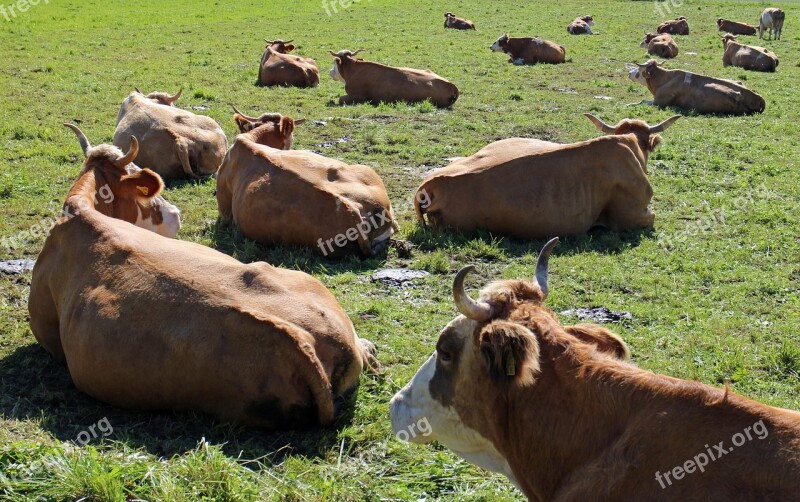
[24,6,800,500]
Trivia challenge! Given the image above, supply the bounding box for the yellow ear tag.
[505,348,516,376]
[136,186,149,196]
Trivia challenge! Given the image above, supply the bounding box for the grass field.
[1,0,799,499]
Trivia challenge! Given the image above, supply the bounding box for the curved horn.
[115,136,139,168]
[453,265,494,322]
[352,48,366,56]
[167,88,182,104]
[284,39,294,43]
[231,104,258,121]
[133,86,142,94]
[264,39,273,44]
[63,123,91,156]
[329,50,339,57]
[636,61,649,67]
[534,237,559,299]
[584,113,616,134]
[649,114,682,133]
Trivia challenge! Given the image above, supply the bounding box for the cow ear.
[119,168,164,199]
[279,116,295,139]
[285,44,295,52]
[563,324,630,360]
[479,321,540,384]
[234,114,253,133]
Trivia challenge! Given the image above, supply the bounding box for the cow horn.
[534,237,559,299]
[584,113,616,134]
[265,39,273,44]
[116,136,139,168]
[134,86,142,94]
[167,88,182,104]
[284,39,294,43]
[352,49,366,56]
[453,265,493,322]
[231,105,258,122]
[649,114,682,133]
[328,50,339,57]
[63,123,92,156]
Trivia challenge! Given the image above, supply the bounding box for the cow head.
[640,32,658,47]
[627,59,664,85]
[63,124,181,237]
[264,39,295,54]
[134,87,182,106]
[490,34,509,52]
[580,15,594,26]
[328,49,365,82]
[390,238,631,482]
[583,113,680,159]
[231,106,303,149]
[721,33,737,47]
[444,12,454,19]
[717,18,725,29]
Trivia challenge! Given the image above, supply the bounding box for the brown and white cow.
[114,90,227,180]
[490,34,565,65]
[717,18,757,36]
[217,108,398,258]
[640,33,679,59]
[329,49,459,108]
[414,114,680,239]
[628,59,766,114]
[63,124,180,238]
[759,8,785,40]
[257,39,320,88]
[567,15,594,35]
[28,148,379,428]
[391,238,800,501]
[722,34,779,72]
[444,12,476,30]
[657,16,689,35]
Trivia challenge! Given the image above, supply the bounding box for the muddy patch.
[371,268,429,288]
[561,306,633,323]
[0,259,35,275]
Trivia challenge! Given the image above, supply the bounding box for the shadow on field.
[0,343,361,462]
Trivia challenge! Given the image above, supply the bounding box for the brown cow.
[29,149,379,428]
[640,33,679,59]
[490,34,565,65]
[759,8,785,40]
[414,114,680,239]
[391,238,800,501]
[114,89,227,180]
[567,15,594,35]
[444,12,476,30]
[717,18,757,36]
[628,59,765,114]
[257,39,320,88]
[328,49,459,108]
[63,124,181,237]
[217,109,398,258]
[657,16,689,35]
[722,34,779,72]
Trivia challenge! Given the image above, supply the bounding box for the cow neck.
[64,167,100,215]
[496,322,735,500]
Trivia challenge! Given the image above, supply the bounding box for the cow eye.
[437,348,452,362]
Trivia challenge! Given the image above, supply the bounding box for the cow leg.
[339,94,356,105]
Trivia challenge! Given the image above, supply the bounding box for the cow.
[657,16,689,35]
[414,114,680,239]
[567,15,594,35]
[759,8,785,40]
[444,12,476,30]
[722,34,779,72]
[257,39,320,88]
[329,49,459,108]
[640,33,679,59]
[114,89,227,180]
[28,145,379,429]
[217,108,398,258]
[490,34,566,65]
[390,238,800,501]
[628,59,766,115]
[63,124,180,238]
[717,18,757,36]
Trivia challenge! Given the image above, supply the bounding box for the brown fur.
[492,35,566,64]
[257,41,320,87]
[567,16,593,35]
[657,16,689,35]
[444,12,476,30]
[722,35,779,72]
[717,18,758,36]
[641,33,679,59]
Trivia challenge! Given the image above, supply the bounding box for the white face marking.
[628,67,647,86]
[389,316,518,484]
[490,38,504,52]
[330,60,345,82]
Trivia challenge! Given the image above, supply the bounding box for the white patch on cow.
[512,58,526,66]
[390,317,519,486]
[135,199,181,238]
[628,67,647,86]
[330,60,345,83]
[490,40,503,52]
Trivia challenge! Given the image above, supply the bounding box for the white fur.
[329,60,345,83]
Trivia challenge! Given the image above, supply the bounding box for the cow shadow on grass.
[0,343,379,462]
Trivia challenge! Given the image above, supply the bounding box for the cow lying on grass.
[63,123,180,237]
[717,18,757,36]
[257,39,320,88]
[414,114,680,239]
[567,15,594,35]
[640,33,678,59]
[490,34,565,65]
[29,134,379,428]
[628,59,766,114]
[722,34,779,72]
[444,12,476,30]
[329,49,459,107]
[391,238,800,501]
[217,108,398,258]
[114,89,227,180]
[658,16,689,35]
